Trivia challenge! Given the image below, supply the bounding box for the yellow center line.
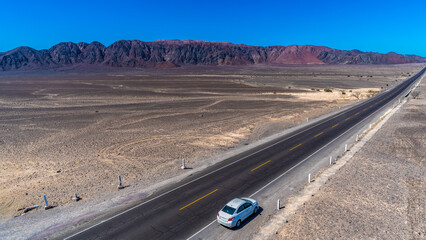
[251,160,271,172]
[314,132,324,138]
[355,112,359,116]
[332,123,339,128]
[289,143,302,151]
[345,117,351,121]
[179,189,218,211]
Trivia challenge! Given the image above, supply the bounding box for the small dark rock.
[56,170,61,173]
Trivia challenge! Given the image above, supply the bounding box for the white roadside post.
[356,135,359,142]
[308,174,311,183]
[43,194,53,210]
[277,199,280,210]
[306,118,309,122]
[73,193,81,202]
[181,158,186,169]
[43,195,49,209]
[329,156,333,165]
[118,175,124,190]
[345,144,348,152]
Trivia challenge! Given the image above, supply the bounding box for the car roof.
[226,198,247,208]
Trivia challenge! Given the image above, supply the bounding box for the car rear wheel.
[253,206,258,215]
[236,220,241,228]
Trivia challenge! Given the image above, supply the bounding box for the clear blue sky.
[1,0,426,56]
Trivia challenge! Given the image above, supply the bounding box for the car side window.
[243,203,251,209]
[237,205,244,213]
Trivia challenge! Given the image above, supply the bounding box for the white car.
[217,197,259,228]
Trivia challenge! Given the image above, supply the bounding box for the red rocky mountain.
[0,39,424,71]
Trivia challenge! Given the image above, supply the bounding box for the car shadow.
[221,206,264,231]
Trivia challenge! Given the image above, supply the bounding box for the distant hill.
[1,39,425,71]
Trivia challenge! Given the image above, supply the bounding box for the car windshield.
[222,205,236,215]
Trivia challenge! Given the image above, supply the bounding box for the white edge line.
[186,220,217,240]
[187,90,399,240]
[65,69,424,239]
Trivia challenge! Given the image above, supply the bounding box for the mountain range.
[1,39,425,71]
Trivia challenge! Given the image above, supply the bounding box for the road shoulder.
[264,76,425,239]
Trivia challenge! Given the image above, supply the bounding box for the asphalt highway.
[64,67,425,240]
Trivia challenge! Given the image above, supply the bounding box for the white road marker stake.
[277,199,280,210]
[43,195,53,210]
[43,195,49,208]
[181,158,186,169]
[308,174,311,183]
[73,193,81,202]
[329,156,333,165]
[356,135,359,142]
[306,118,309,122]
[118,175,124,190]
[345,144,348,152]
[369,124,372,129]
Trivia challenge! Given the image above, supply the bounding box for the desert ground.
[0,64,422,221]
[274,71,425,239]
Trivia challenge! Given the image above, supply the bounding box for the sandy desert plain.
[0,64,423,221]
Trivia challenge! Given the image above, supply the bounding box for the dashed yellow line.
[355,112,360,116]
[332,123,339,128]
[314,132,324,138]
[179,189,218,210]
[289,143,302,151]
[251,160,271,172]
[345,117,351,121]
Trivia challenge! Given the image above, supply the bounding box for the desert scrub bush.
[412,91,420,99]
[351,91,362,100]
[324,88,332,92]
[368,89,379,96]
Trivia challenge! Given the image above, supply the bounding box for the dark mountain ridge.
[1,39,425,71]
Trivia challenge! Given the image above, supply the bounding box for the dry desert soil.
[0,64,422,223]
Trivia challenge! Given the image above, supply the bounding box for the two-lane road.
[64,67,425,240]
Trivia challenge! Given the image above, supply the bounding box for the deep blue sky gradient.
[1,0,426,56]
